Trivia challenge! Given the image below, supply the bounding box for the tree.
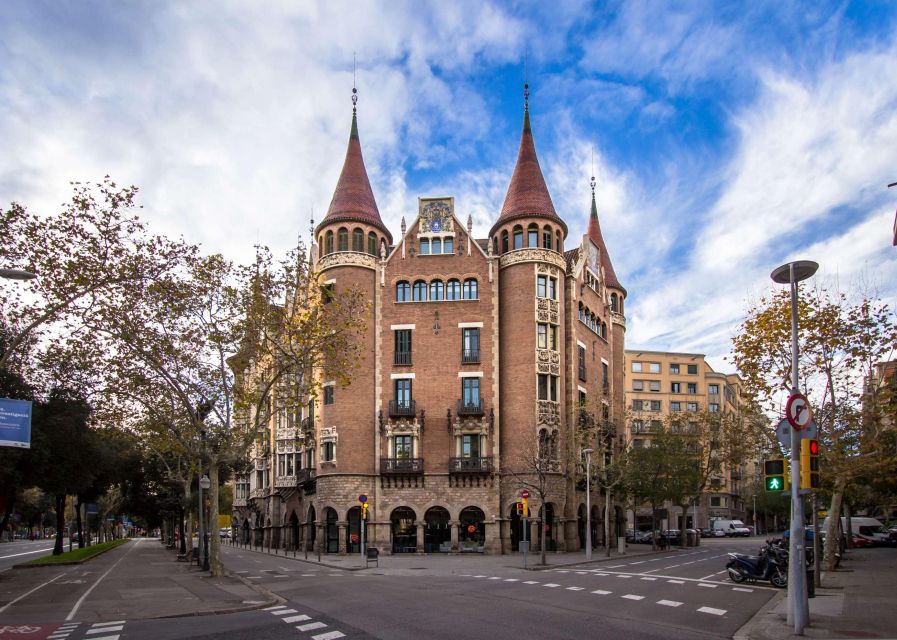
[732,287,897,570]
[0,177,193,375]
[92,244,367,576]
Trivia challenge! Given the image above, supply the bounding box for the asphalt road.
[0,539,58,573]
[0,537,778,640]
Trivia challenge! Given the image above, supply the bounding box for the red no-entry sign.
[520,489,530,499]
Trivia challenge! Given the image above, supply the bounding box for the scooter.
[726,541,788,588]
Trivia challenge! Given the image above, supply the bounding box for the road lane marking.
[0,571,68,615]
[504,578,519,582]
[566,587,584,591]
[473,575,487,578]
[592,589,612,595]
[640,577,657,581]
[658,600,683,607]
[667,580,685,584]
[556,570,569,573]
[66,538,144,621]
[312,632,345,640]
[698,583,717,588]
[543,583,560,588]
[698,606,727,616]
[264,605,286,611]
[630,561,645,565]
[86,626,123,634]
[92,622,125,627]
[732,587,754,592]
[488,577,502,580]
[621,594,644,600]
[664,564,680,568]
[616,575,632,578]
[271,609,299,616]
[297,622,327,631]
[607,564,625,568]
[0,547,54,560]
[523,581,539,584]
[283,615,311,623]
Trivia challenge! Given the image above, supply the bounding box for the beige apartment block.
[623,350,750,530]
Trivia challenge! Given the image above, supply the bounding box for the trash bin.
[685,530,694,547]
[806,568,815,598]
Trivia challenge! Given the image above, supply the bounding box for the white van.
[712,519,752,537]
[823,516,889,546]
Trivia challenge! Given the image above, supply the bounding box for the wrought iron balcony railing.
[461,348,480,364]
[394,351,412,365]
[457,398,484,416]
[449,456,492,473]
[389,400,416,417]
[381,457,423,474]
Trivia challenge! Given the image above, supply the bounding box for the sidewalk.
[735,547,897,640]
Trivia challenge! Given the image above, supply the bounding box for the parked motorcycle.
[726,540,788,588]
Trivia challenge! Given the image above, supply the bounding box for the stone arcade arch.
[324,507,339,554]
[458,506,486,553]
[391,507,417,554]
[424,506,451,553]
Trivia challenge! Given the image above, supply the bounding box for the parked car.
[662,529,682,544]
[219,528,232,540]
[851,534,874,548]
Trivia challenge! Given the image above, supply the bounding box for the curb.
[226,544,367,572]
[732,588,787,640]
[152,570,284,619]
[528,547,683,571]
[13,540,130,569]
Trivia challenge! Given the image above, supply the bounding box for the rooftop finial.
[352,53,358,116]
[309,206,315,238]
[590,146,596,197]
[523,47,529,110]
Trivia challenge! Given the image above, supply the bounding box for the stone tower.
[491,90,571,552]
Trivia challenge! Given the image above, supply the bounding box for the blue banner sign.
[0,397,32,449]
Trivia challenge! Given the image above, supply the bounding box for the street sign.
[358,494,367,503]
[786,392,812,430]
[775,418,791,449]
[0,397,32,449]
[520,489,530,499]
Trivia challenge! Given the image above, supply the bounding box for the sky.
[2,1,896,373]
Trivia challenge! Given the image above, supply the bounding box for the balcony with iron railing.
[394,351,412,365]
[297,468,316,485]
[381,457,424,474]
[389,399,416,417]
[461,348,480,364]
[457,398,484,416]
[449,456,493,473]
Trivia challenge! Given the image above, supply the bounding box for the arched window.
[527,224,538,248]
[501,231,509,254]
[413,280,427,302]
[325,231,334,255]
[463,278,478,300]
[446,279,461,300]
[429,279,444,301]
[352,228,364,252]
[396,281,410,302]
[318,235,324,252]
[543,225,552,249]
[338,228,348,251]
[420,238,430,255]
[513,225,523,250]
[619,298,623,314]
[610,293,618,312]
[368,232,378,256]
[555,231,561,253]
[432,238,442,255]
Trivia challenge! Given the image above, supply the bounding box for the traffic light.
[361,502,369,520]
[516,503,524,516]
[764,459,789,492]
[800,439,820,489]
[522,498,529,517]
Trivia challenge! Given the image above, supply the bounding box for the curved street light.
[0,268,37,281]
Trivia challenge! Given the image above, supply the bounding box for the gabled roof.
[489,106,567,238]
[587,192,625,296]
[315,109,392,244]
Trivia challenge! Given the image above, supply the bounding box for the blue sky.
[2,1,895,371]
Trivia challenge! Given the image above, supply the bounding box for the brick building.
[233,91,628,555]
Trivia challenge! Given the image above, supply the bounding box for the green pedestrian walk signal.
[764,459,788,492]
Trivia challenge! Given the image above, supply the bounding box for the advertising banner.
[0,397,32,449]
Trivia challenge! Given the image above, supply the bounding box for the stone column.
[499,518,511,554]
[530,519,540,551]
[485,521,501,555]
[450,521,460,553]
[315,522,325,554]
[337,521,348,555]
[415,520,425,554]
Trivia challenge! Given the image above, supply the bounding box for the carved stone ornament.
[498,248,567,272]
[536,261,561,277]
[318,251,377,273]
[537,400,561,427]
[385,418,421,439]
[320,426,338,443]
[419,198,454,234]
[451,415,490,437]
[611,311,626,328]
[275,441,296,454]
[536,298,560,325]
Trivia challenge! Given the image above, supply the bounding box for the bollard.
[617,536,626,555]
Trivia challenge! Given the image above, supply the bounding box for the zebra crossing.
[265,604,346,639]
[47,620,126,640]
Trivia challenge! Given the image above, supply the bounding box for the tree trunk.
[179,506,187,554]
[823,477,845,570]
[209,461,224,577]
[845,503,853,550]
[54,495,65,555]
[604,488,612,557]
[539,502,546,566]
[75,498,84,548]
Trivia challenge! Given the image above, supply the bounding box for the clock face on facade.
[588,244,600,274]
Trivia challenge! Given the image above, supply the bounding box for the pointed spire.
[586,180,624,295]
[316,86,392,244]
[490,83,567,238]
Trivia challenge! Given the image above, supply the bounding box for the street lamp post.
[0,268,37,281]
[752,494,757,535]
[771,259,818,636]
[582,448,593,561]
[198,473,211,571]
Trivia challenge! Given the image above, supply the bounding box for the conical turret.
[587,191,625,295]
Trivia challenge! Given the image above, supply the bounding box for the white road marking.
[297,622,328,631]
[667,579,685,584]
[66,540,143,621]
[283,615,311,623]
[732,587,754,592]
[543,583,561,588]
[236,570,249,574]
[473,575,487,578]
[607,564,625,568]
[488,576,502,580]
[271,608,299,616]
[575,571,588,575]
[566,587,584,591]
[86,636,118,640]
[658,600,683,607]
[301,574,316,577]
[698,606,727,616]
[504,578,519,582]
[0,571,68,615]
[630,561,645,565]
[92,622,126,627]
[246,576,262,579]
[592,589,612,595]
[698,583,717,588]
[264,605,286,611]
[555,570,569,573]
[622,594,644,600]
[523,581,539,584]
[664,564,680,568]
[0,547,54,559]
[682,561,695,565]
[640,577,657,581]
[312,632,345,640]
[86,626,123,635]
[616,575,632,578]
